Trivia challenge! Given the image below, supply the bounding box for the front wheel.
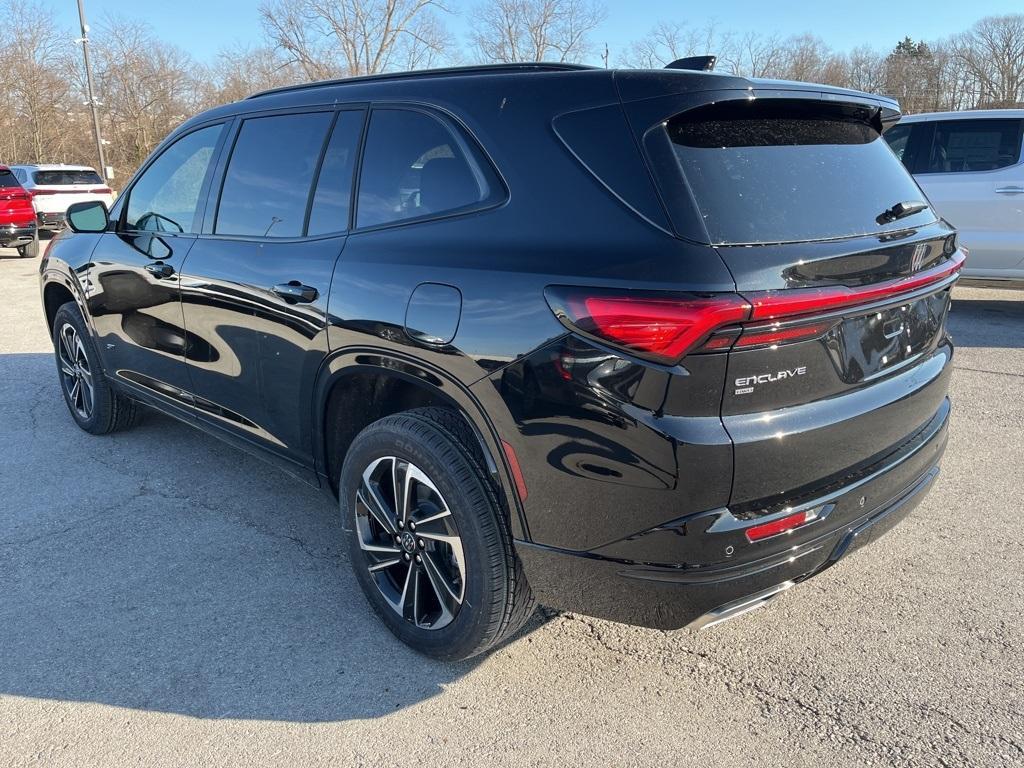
[340,407,534,660]
[52,301,141,434]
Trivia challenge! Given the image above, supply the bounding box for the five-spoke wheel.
[356,456,466,630]
[57,322,95,420]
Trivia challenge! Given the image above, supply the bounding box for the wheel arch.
[312,347,529,540]
[41,270,88,337]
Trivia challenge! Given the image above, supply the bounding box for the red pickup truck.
[0,165,39,257]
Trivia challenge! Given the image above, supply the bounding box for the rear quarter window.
[651,99,935,245]
[0,169,21,188]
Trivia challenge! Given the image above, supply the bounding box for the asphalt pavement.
[1,237,1021,767]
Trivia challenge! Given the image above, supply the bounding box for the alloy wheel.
[58,322,94,420]
[355,456,466,630]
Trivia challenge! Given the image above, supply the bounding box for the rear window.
[656,99,935,245]
[0,169,20,188]
[33,169,103,186]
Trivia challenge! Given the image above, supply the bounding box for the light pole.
[76,0,107,182]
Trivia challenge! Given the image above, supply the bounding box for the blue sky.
[56,0,1024,65]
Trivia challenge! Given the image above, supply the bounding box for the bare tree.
[470,0,606,64]
[202,44,306,105]
[951,14,1024,108]
[0,0,78,163]
[89,17,204,176]
[619,20,732,70]
[259,0,453,78]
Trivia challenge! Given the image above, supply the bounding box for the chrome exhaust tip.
[687,580,796,631]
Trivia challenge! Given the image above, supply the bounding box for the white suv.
[8,164,115,232]
[886,110,1024,287]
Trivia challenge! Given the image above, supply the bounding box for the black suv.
[40,63,961,660]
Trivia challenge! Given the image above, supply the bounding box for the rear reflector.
[744,249,966,321]
[501,440,529,503]
[745,509,813,542]
[545,288,750,364]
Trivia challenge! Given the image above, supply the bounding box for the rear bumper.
[516,401,948,630]
[0,222,36,246]
[36,211,65,229]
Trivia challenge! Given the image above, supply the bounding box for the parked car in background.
[886,110,1024,287]
[0,165,38,257]
[9,164,114,232]
[41,64,962,660]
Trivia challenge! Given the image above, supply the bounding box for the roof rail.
[247,62,598,100]
[665,56,717,72]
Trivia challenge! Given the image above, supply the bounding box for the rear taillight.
[744,250,966,321]
[89,187,113,194]
[545,250,964,364]
[545,288,750,364]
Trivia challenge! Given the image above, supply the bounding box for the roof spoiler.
[665,56,716,72]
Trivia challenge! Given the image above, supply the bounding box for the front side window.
[216,112,333,238]
[126,124,223,233]
[356,108,500,228]
[920,119,1024,174]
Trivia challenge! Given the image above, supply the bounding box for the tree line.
[2,0,1022,184]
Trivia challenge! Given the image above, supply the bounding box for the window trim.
[115,120,231,237]
[350,101,509,234]
[912,117,1024,176]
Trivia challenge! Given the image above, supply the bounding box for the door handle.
[272,281,319,303]
[145,262,174,278]
[995,186,1024,194]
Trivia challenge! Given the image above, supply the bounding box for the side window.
[306,111,365,236]
[921,119,1024,174]
[883,124,912,165]
[125,125,223,233]
[216,112,333,238]
[356,108,501,228]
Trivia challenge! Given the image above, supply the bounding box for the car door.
[910,117,1024,276]
[85,122,228,417]
[178,107,366,470]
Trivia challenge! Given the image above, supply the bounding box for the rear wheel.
[52,301,141,434]
[340,407,534,660]
[16,235,38,258]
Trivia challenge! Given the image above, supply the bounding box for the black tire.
[340,407,534,660]
[17,235,39,258]
[52,301,141,435]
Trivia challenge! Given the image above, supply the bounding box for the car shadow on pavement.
[0,352,535,722]
[948,290,1024,349]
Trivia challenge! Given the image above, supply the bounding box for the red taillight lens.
[89,187,113,194]
[546,288,750,365]
[733,318,837,350]
[545,251,964,363]
[745,510,811,542]
[745,250,966,321]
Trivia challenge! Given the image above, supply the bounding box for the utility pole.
[76,0,107,182]
[602,43,609,69]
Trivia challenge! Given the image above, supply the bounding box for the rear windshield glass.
[659,99,935,245]
[33,169,103,186]
[0,169,20,188]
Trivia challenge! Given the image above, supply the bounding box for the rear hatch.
[0,169,35,226]
[28,168,113,213]
[621,78,962,513]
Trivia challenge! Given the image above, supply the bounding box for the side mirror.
[66,200,109,233]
